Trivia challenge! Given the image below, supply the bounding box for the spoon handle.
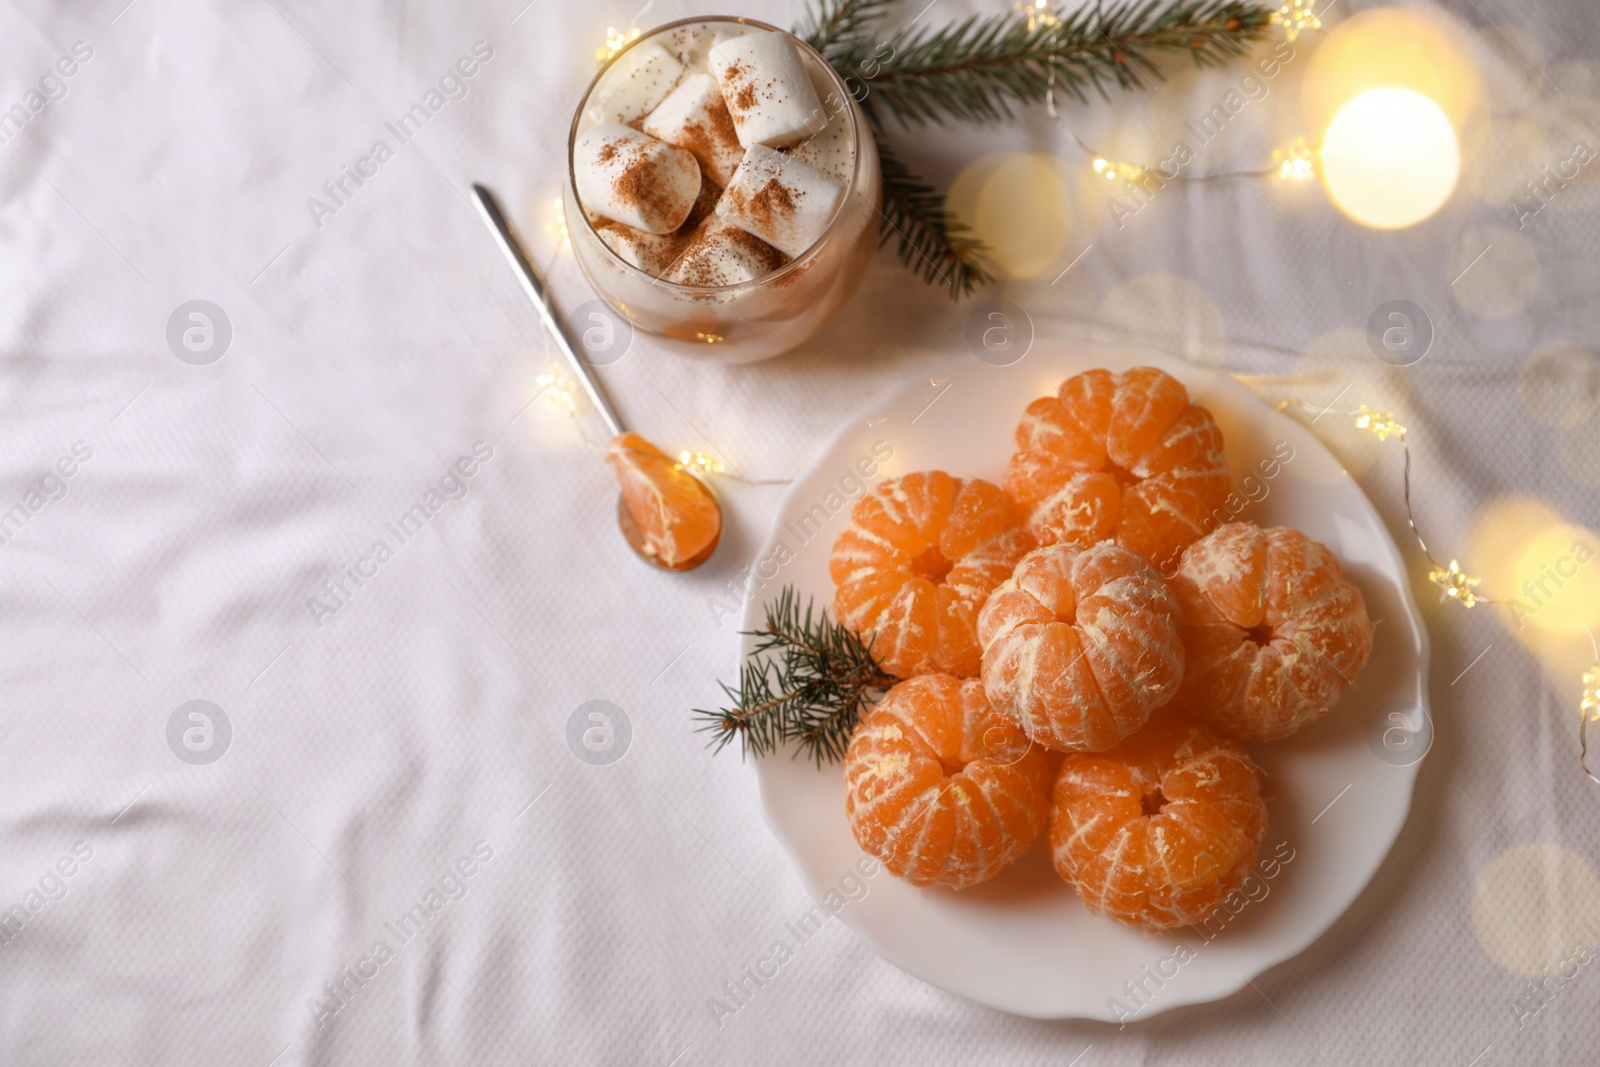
[471,183,626,438]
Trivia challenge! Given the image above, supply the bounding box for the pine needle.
[834,0,1276,127]
[788,1,1273,298]
[798,0,899,59]
[873,137,994,298]
[693,587,895,765]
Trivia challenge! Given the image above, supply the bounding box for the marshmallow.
[643,73,745,188]
[664,218,788,287]
[716,144,845,258]
[574,124,703,235]
[787,111,854,183]
[709,30,827,148]
[594,222,678,275]
[586,41,686,124]
[593,180,721,275]
[667,24,747,72]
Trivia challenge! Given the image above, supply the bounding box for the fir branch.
[836,0,1276,127]
[693,587,895,765]
[873,137,993,298]
[797,0,898,59]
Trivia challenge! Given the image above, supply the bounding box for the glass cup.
[564,17,881,365]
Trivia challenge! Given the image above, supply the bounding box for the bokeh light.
[1320,88,1461,229]
[1469,498,1600,690]
[1510,523,1600,637]
[970,155,1074,279]
[1447,225,1539,319]
[1301,6,1481,132]
[1471,843,1600,978]
[1518,342,1600,429]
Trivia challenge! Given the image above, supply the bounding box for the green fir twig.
[874,138,993,297]
[797,0,899,59]
[836,0,1277,127]
[693,587,895,766]
[791,0,1274,299]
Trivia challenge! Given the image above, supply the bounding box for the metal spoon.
[470,183,721,571]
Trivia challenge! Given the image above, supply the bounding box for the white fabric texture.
[2,1,1598,1064]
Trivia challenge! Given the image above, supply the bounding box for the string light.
[1583,666,1600,722]
[1074,137,1310,186]
[545,197,569,250]
[596,26,641,64]
[1428,559,1484,608]
[536,372,577,414]
[676,450,726,477]
[1582,664,1600,784]
[1273,0,1321,42]
[1274,137,1316,181]
[1016,0,1061,32]
[1092,157,1145,183]
[1353,404,1405,441]
[1266,388,1600,784]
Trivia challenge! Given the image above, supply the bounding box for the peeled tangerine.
[1005,366,1231,574]
[978,542,1184,753]
[831,472,1034,679]
[1171,523,1374,741]
[1050,714,1268,928]
[607,433,721,568]
[846,674,1052,890]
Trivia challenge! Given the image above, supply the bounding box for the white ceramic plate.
[743,343,1431,1021]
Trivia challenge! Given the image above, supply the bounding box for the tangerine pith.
[1049,713,1268,928]
[846,674,1052,890]
[832,471,1034,678]
[608,433,721,567]
[1005,366,1230,574]
[1170,522,1374,741]
[978,541,1185,753]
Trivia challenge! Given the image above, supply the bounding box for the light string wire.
[533,371,790,487]
[1262,390,1600,786]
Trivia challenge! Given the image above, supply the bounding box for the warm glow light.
[546,197,569,249]
[1320,88,1460,229]
[972,154,1073,279]
[1016,0,1060,31]
[1510,523,1600,636]
[536,373,577,414]
[1301,7,1480,132]
[597,26,641,64]
[1275,137,1316,181]
[1274,0,1321,42]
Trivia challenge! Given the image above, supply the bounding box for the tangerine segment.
[832,472,1035,678]
[846,675,1052,890]
[1171,523,1374,741]
[607,433,721,568]
[978,542,1184,753]
[1050,714,1267,929]
[1003,366,1230,573]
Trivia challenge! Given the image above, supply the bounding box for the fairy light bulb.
[675,450,726,477]
[1319,88,1460,229]
[1429,559,1483,608]
[1016,0,1061,31]
[1274,0,1321,42]
[546,197,569,249]
[536,373,577,414]
[596,26,640,64]
[1275,137,1316,181]
[1092,157,1143,183]
[1354,405,1405,441]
